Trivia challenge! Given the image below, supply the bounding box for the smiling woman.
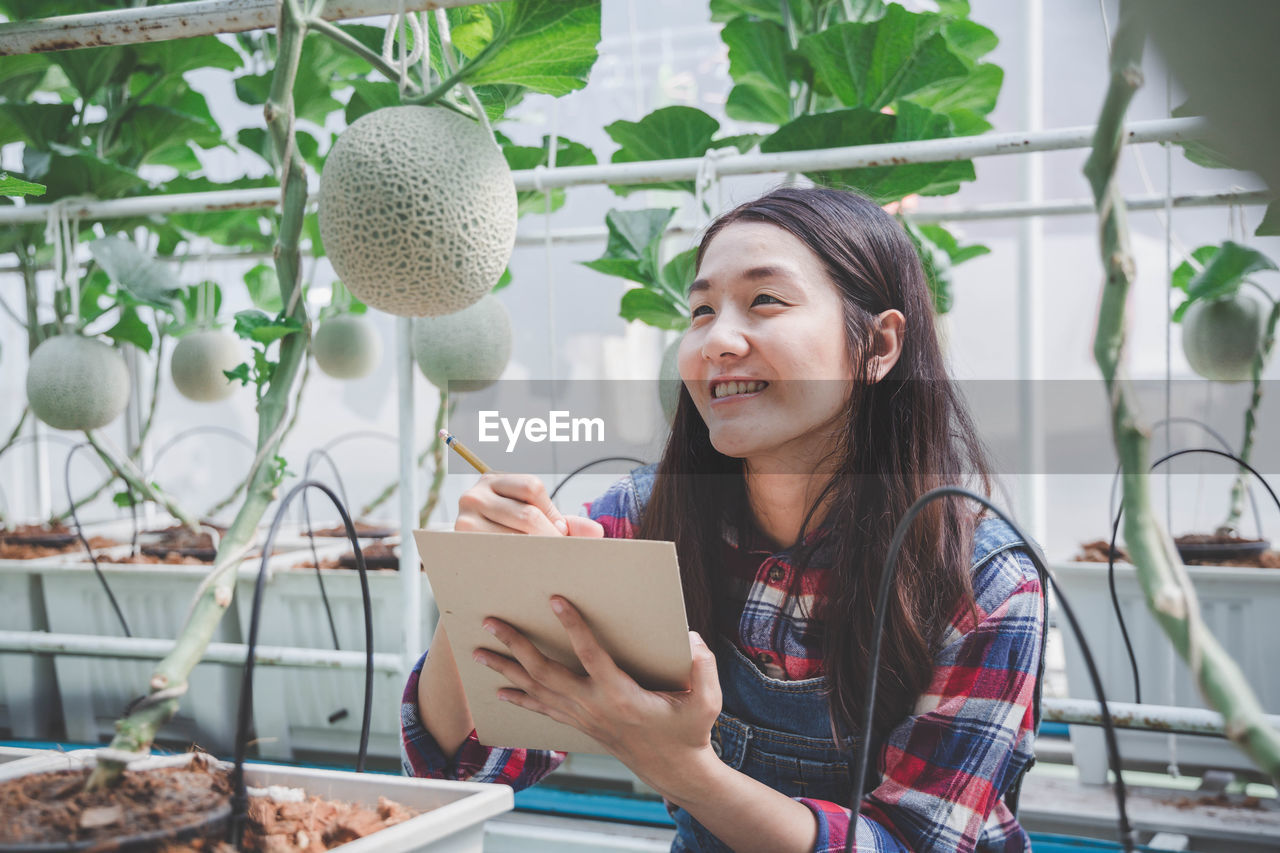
[400,187,1044,853]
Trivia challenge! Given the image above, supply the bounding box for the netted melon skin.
[412,295,512,393]
[318,106,517,318]
[171,329,241,402]
[26,334,130,430]
[313,315,382,379]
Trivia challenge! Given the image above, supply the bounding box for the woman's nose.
[701,313,749,360]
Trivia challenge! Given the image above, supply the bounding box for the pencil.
[439,429,491,474]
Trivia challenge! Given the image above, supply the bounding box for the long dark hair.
[637,186,993,739]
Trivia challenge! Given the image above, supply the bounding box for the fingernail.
[472,651,486,664]
[689,631,705,646]
[549,597,565,614]
[497,693,510,703]
[483,621,497,635]
[554,518,569,535]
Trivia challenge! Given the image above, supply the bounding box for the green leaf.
[721,17,793,126]
[582,208,678,286]
[104,306,154,352]
[935,0,971,16]
[659,248,697,307]
[939,19,997,61]
[1171,100,1237,170]
[130,35,243,78]
[232,309,303,345]
[797,5,970,111]
[492,266,513,293]
[503,135,597,216]
[709,0,784,24]
[761,103,975,202]
[174,281,224,333]
[223,362,252,386]
[112,490,138,509]
[28,144,151,201]
[51,46,130,103]
[709,133,764,153]
[1172,245,1220,293]
[606,107,720,195]
[459,0,601,97]
[244,263,284,313]
[78,269,113,326]
[1256,201,1280,237]
[0,53,53,101]
[0,173,45,197]
[903,62,1002,118]
[344,79,402,126]
[905,222,989,314]
[113,105,223,167]
[620,288,689,331]
[0,103,77,149]
[89,236,179,310]
[1181,241,1278,307]
[471,84,528,123]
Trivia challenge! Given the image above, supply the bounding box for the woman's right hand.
[455,473,603,537]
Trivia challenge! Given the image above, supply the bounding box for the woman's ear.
[867,309,906,383]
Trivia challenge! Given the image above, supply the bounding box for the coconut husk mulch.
[0,754,419,852]
[293,541,399,571]
[0,523,118,560]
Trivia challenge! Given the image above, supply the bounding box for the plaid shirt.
[402,467,1042,852]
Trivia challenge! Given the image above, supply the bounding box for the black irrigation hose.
[228,480,375,848]
[65,442,133,638]
[1108,447,1280,707]
[302,447,354,654]
[548,456,650,503]
[843,487,1136,853]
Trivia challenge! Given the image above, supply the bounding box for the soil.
[0,755,420,852]
[1075,536,1280,568]
[294,541,400,571]
[303,522,395,540]
[0,522,118,560]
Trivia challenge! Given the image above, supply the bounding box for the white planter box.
[0,750,512,853]
[37,544,304,755]
[1054,560,1280,783]
[234,538,432,762]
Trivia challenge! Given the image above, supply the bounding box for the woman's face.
[678,221,856,471]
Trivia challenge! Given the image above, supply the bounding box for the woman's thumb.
[689,632,720,697]
[563,515,605,537]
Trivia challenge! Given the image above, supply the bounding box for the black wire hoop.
[228,479,375,847]
[843,487,1136,853]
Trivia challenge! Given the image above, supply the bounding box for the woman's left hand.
[474,596,722,797]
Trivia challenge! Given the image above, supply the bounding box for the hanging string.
[45,199,85,332]
[381,3,424,96]
[434,8,493,139]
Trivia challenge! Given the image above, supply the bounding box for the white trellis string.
[381,3,424,96]
[44,198,88,332]
[694,146,734,225]
[434,8,492,139]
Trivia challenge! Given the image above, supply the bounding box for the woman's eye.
[691,304,713,317]
[753,293,783,306]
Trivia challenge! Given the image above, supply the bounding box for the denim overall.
[625,466,1039,852]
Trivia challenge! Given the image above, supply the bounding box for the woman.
[401,187,1044,852]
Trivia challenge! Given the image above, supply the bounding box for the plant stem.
[18,246,43,355]
[0,407,29,462]
[85,0,313,791]
[1220,295,1280,533]
[307,17,406,87]
[1085,1,1280,784]
[83,431,199,532]
[417,390,453,526]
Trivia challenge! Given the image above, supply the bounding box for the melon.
[313,315,382,379]
[317,106,517,318]
[1181,293,1265,382]
[26,334,130,430]
[658,338,682,425]
[171,329,242,402]
[412,295,512,393]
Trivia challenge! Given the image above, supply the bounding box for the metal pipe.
[1043,697,1280,739]
[0,119,1214,229]
[0,0,493,56]
[0,630,403,671]
[396,316,423,670]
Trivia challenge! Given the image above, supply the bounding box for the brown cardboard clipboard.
[413,529,692,754]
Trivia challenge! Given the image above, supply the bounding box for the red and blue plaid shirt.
[402,469,1042,852]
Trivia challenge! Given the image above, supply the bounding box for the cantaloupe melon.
[171,329,242,402]
[317,106,517,318]
[313,315,381,379]
[411,295,512,393]
[1181,293,1264,382]
[26,334,130,430]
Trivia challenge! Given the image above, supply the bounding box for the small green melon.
[171,329,242,402]
[26,334,130,430]
[313,315,382,379]
[1181,293,1264,382]
[659,338,683,426]
[318,106,517,318]
[412,295,512,393]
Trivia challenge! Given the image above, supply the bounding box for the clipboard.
[413,529,692,754]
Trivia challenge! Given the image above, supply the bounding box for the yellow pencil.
[439,429,491,474]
